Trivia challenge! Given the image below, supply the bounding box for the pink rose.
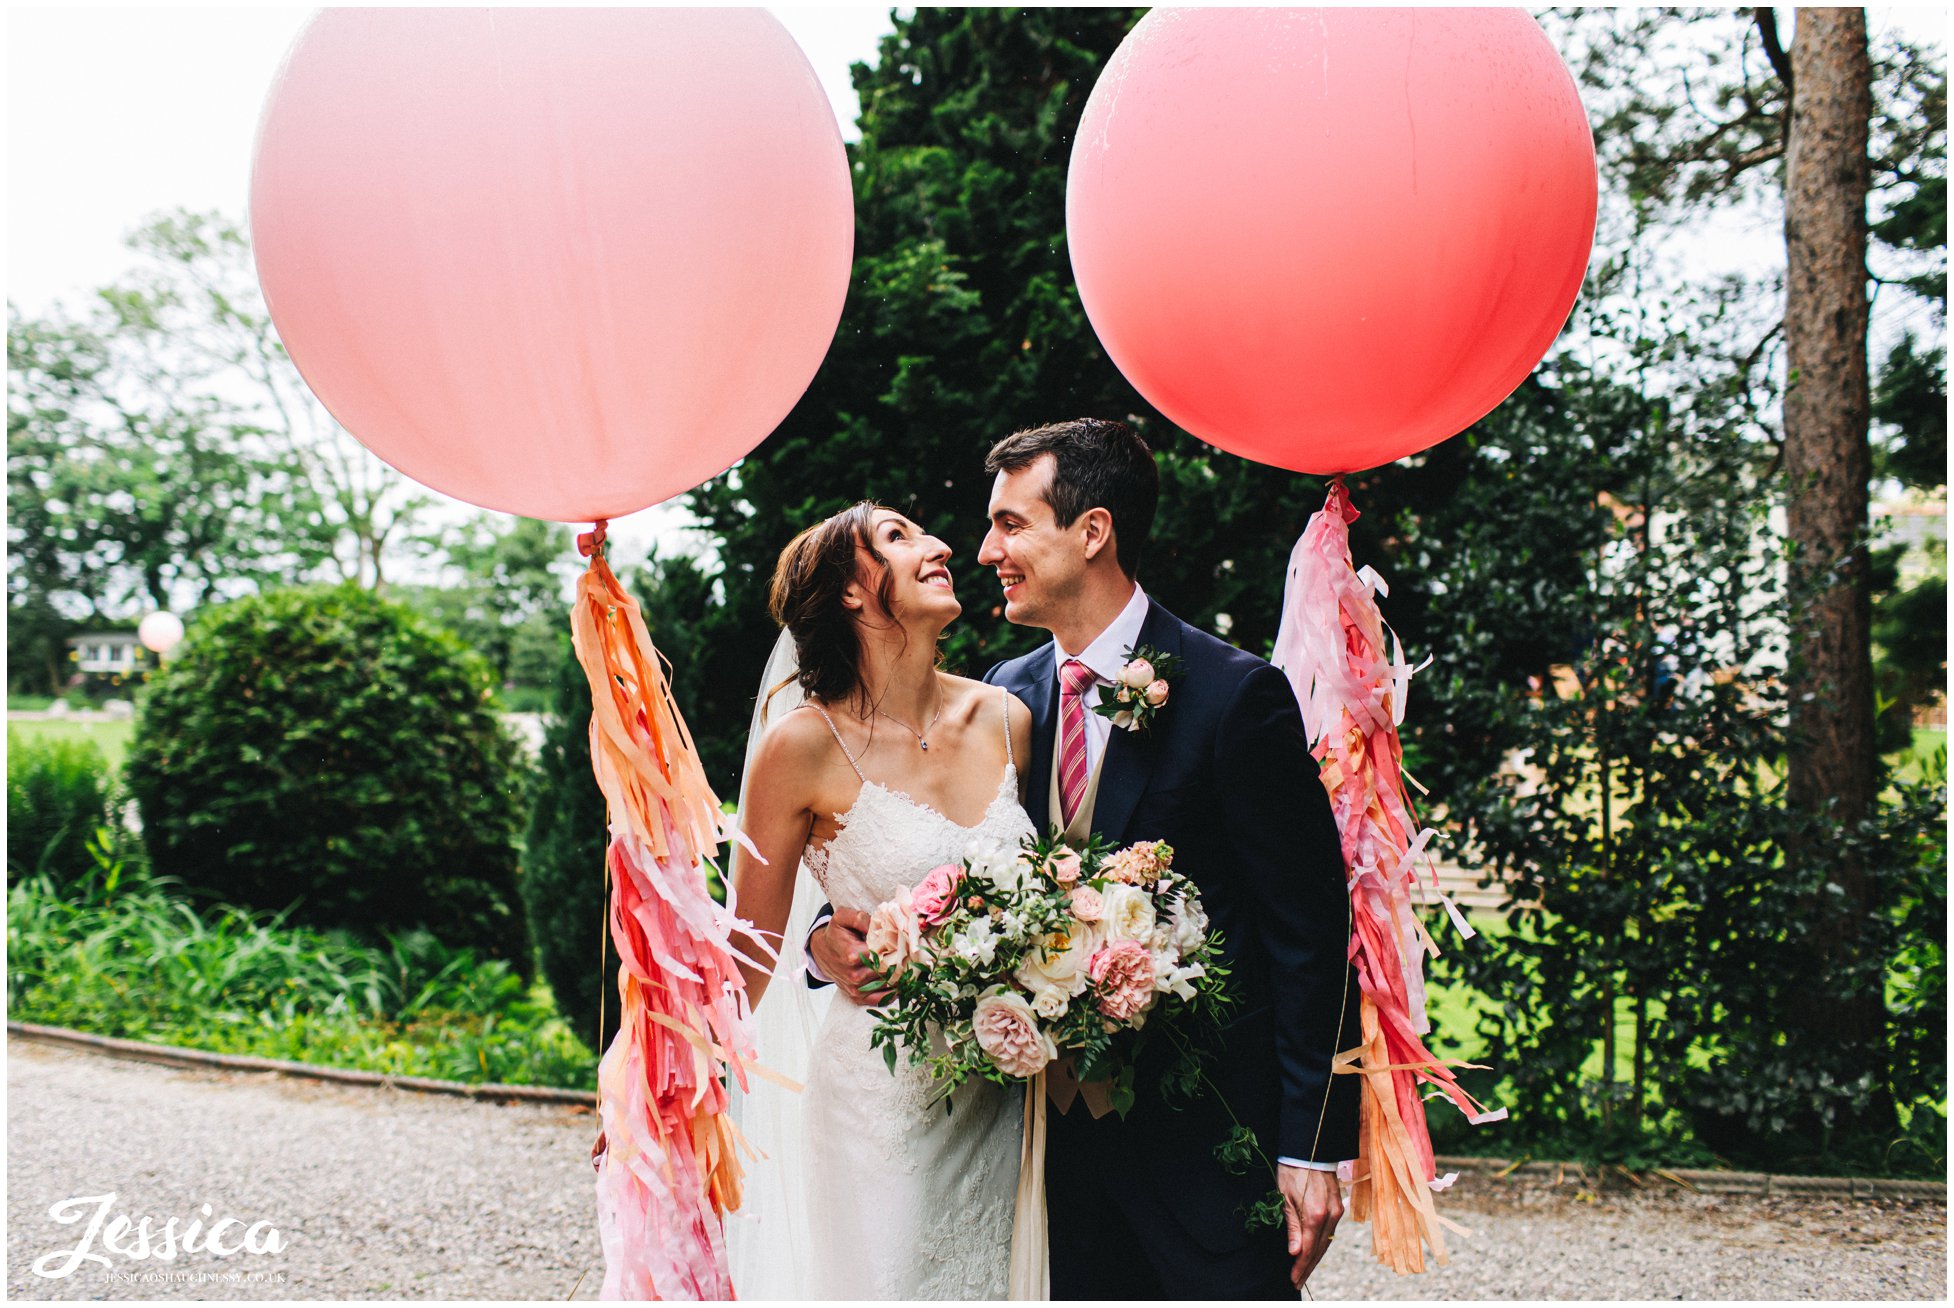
[911,863,964,924]
[1069,885,1105,922]
[863,888,923,975]
[1144,679,1169,707]
[1088,939,1156,1021]
[972,989,1057,1078]
[1120,658,1155,689]
[1049,848,1083,884]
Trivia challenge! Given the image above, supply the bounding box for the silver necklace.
[875,685,944,750]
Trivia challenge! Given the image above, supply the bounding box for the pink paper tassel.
[575,542,768,1300]
[1272,479,1504,1274]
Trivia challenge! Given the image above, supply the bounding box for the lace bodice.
[804,766,1034,908]
[800,684,1036,909]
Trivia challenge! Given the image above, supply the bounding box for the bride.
[723,501,1037,1300]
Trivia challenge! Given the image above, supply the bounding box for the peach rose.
[1088,939,1156,1022]
[972,988,1057,1078]
[1069,885,1105,922]
[911,863,964,924]
[863,888,923,975]
[1120,658,1155,689]
[1048,848,1083,885]
[1144,679,1169,707]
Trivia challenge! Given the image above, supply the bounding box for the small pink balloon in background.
[1067,7,1597,476]
[138,611,185,655]
[249,8,854,523]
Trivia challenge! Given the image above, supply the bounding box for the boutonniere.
[1094,645,1185,732]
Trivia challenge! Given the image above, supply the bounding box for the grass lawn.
[1891,727,1947,786]
[7,717,136,772]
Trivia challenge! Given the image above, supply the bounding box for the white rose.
[1120,658,1155,688]
[1015,921,1100,996]
[1030,986,1070,1019]
[1169,897,1210,955]
[1101,884,1156,943]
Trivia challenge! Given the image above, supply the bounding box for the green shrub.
[7,729,110,888]
[521,632,617,1055]
[7,834,596,1089]
[123,583,531,970]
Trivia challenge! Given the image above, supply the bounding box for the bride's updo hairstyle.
[767,500,904,711]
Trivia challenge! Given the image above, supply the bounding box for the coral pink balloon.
[249,9,853,522]
[1067,8,1596,475]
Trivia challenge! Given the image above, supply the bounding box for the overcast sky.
[5,6,1945,573]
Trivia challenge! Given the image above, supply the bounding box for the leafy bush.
[7,729,110,888]
[8,831,595,1089]
[521,632,617,1056]
[123,583,531,970]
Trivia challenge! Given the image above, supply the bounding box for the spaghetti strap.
[807,701,866,782]
[1000,684,1015,769]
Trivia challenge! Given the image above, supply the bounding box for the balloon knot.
[578,520,610,558]
[1326,477,1361,526]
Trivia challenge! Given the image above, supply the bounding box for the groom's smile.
[979,454,1085,629]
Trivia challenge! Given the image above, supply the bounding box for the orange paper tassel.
[576,533,770,1300]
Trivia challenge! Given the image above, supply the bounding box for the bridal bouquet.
[862,833,1231,1112]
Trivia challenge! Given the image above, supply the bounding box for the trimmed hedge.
[124,583,530,970]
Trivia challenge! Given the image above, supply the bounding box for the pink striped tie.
[1057,658,1099,828]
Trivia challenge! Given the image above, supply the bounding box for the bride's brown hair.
[766,501,908,715]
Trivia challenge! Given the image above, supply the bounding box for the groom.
[812,418,1360,1298]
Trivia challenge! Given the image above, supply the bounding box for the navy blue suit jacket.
[985,597,1361,1250]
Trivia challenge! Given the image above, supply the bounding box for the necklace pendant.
[920,740,929,751]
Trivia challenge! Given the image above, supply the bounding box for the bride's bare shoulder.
[753,702,841,772]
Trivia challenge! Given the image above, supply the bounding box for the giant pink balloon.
[1067,8,1596,475]
[250,9,853,522]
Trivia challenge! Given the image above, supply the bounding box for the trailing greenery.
[123,583,532,969]
[7,729,112,889]
[7,831,596,1090]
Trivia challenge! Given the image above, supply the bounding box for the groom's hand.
[1279,1163,1343,1288]
[809,907,889,1005]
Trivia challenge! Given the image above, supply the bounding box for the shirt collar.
[1055,583,1150,685]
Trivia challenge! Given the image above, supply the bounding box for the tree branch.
[1753,8,1793,96]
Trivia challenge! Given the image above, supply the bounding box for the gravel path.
[8,1038,1945,1300]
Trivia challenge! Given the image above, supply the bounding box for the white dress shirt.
[1050,582,1152,776]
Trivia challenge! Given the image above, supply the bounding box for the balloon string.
[578,519,610,558]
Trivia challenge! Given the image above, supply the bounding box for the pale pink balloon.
[1067,8,1597,475]
[249,9,853,522]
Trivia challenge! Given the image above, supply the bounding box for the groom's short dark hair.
[985,419,1158,578]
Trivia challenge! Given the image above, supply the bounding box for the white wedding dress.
[795,694,1034,1299]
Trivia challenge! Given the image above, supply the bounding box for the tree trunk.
[1781,7,1889,1140]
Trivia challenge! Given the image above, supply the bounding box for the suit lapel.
[1092,600,1185,843]
[1013,643,1058,835]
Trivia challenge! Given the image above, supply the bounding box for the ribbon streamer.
[576,527,765,1300]
[1272,480,1504,1275]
